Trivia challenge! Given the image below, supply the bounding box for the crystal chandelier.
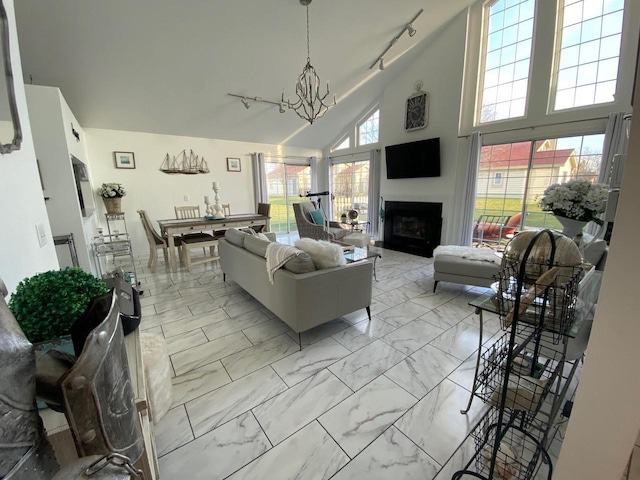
[282,0,336,124]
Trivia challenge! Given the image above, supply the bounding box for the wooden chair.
[181,236,219,272]
[252,202,271,233]
[175,205,202,219]
[221,204,231,217]
[138,209,180,272]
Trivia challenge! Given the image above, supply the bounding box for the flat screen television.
[385,137,440,179]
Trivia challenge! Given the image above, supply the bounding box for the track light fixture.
[379,58,385,71]
[228,93,286,113]
[369,9,423,70]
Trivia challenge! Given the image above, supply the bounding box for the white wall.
[377,11,468,245]
[0,0,58,295]
[85,128,320,254]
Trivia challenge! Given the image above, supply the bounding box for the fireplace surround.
[381,201,442,257]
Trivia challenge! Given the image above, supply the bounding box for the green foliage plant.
[8,267,108,343]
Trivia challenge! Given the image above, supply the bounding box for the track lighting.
[369,9,423,70]
[228,93,288,114]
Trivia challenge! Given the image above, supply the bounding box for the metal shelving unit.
[454,230,583,480]
[92,233,139,289]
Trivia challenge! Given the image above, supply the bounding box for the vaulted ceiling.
[15,0,474,149]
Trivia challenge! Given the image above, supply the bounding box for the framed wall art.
[227,157,241,172]
[114,151,136,169]
[405,80,429,132]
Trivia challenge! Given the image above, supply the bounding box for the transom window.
[358,109,379,146]
[478,0,535,123]
[332,136,350,152]
[553,0,625,110]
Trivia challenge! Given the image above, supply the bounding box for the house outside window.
[475,133,605,237]
[331,160,370,223]
[265,162,311,233]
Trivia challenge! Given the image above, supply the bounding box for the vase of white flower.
[538,178,608,237]
[97,183,126,214]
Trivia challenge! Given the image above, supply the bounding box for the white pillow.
[294,238,347,269]
[582,233,607,266]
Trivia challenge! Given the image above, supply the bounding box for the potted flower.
[8,267,108,344]
[538,179,608,237]
[97,182,126,214]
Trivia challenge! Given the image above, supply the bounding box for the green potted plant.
[8,267,108,344]
[97,182,126,214]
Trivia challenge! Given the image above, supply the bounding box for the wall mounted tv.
[385,137,440,179]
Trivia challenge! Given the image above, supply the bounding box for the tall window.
[553,0,625,110]
[475,133,604,237]
[478,0,535,123]
[265,163,311,233]
[331,161,370,223]
[358,110,379,146]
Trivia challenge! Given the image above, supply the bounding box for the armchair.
[293,202,348,241]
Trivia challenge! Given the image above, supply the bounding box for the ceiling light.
[228,93,289,113]
[282,0,336,125]
[379,58,385,71]
[279,102,286,113]
[241,97,251,109]
[369,9,423,70]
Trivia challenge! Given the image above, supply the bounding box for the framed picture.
[114,151,136,169]
[227,157,241,172]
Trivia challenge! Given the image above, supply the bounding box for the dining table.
[157,213,270,272]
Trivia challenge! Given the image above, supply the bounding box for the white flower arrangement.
[539,178,607,225]
[97,182,126,198]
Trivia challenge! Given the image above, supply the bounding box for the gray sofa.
[218,233,373,334]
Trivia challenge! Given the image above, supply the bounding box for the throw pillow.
[284,253,317,274]
[225,228,249,248]
[582,233,607,267]
[309,209,325,226]
[248,228,271,241]
[294,238,346,269]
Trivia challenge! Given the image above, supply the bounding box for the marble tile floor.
[126,238,579,480]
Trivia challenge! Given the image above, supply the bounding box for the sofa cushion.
[226,228,249,248]
[244,235,271,258]
[309,209,325,225]
[283,253,317,274]
[294,238,346,270]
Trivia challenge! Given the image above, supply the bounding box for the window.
[332,136,350,152]
[494,172,504,184]
[553,0,625,110]
[357,109,379,146]
[331,161,370,223]
[475,133,605,239]
[478,0,536,123]
[265,163,311,233]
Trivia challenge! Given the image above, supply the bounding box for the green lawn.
[476,197,562,230]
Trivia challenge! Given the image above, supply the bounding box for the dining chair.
[174,205,202,219]
[138,209,181,273]
[221,204,231,217]
[252,202,271,233]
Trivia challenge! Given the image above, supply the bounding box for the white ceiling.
[14,0,473,149]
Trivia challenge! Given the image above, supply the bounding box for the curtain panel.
[459,132,482,246]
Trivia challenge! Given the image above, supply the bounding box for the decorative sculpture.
[0,277,59,479]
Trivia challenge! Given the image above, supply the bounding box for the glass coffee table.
[344,247,381,281]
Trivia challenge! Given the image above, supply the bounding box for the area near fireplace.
[380,201,442,257]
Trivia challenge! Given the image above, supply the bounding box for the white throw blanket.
[433,245,501,264]
[265,242,300,284]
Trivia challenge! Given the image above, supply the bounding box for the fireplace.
[382,201,442,257]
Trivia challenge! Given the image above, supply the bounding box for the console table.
[158,213,270,272]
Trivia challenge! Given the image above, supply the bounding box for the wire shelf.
[495,262,582,343]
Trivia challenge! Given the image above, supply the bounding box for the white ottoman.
[343,232,372,249]
[433,245,501,292]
